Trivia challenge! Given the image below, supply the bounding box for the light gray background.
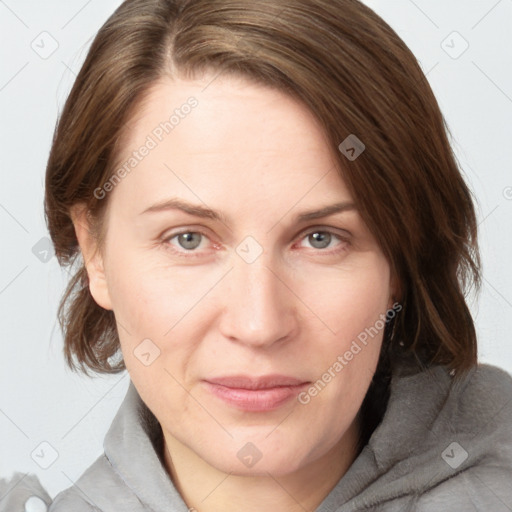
[1,0,511,499]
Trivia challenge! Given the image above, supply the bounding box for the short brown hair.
[45,0,480,384]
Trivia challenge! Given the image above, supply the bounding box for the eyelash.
[160,227,350,258]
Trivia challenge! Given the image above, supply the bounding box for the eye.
[161,227,349,257]
[298,229,348,252]
[166,231,208,252]
[305,231,333,249]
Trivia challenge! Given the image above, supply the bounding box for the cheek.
[106,259,206,407]
[298,258,391,404]
[103,249,222,379]
[309,258,392,341]
[104,247,206,332]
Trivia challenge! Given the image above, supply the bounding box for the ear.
[70,204,113,311]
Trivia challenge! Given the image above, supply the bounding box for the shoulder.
[49,491,97,511]
[417,363,512,510]
[0,473,52,512]
[415,464,512,511]
[2,445,153,511]
[458,362,512,393]
[49,453,147,512]
[430,363,512,470]
[446,363,512,433]
[48,455,113,511]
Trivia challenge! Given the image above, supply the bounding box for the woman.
[2,0,511,510]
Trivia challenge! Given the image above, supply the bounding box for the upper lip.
[205,375,309,390]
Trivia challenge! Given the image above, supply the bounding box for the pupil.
[179,233,201,250]
[310,232,331,249]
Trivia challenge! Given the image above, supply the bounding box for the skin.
[73,73,396,512]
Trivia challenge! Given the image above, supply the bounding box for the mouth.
[203,375,311,412]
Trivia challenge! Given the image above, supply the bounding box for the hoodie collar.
[103,381,190,512]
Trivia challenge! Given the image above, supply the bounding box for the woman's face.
[80,73,395,476]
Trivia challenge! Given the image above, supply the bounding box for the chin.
[213,450,307,478]
[192,430,314,478]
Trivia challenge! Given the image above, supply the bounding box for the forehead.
[122,74,334,156]
[106,74,353,215]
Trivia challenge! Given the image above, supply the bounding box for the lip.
[203,375,310,412]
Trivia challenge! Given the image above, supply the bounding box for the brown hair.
[45,0,480,398]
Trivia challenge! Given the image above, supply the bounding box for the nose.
[217,252,298,349]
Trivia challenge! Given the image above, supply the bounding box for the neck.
[162,415,361,512]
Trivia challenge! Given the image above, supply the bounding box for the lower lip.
[204,382,309,412]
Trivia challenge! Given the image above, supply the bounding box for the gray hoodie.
[2,362,512,511]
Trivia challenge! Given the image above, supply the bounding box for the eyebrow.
[140,198,356,223]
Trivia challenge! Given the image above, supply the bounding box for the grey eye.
[177,232,203,250]
[308,232,332,249]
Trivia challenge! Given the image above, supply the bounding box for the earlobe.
[70,204,113,311]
